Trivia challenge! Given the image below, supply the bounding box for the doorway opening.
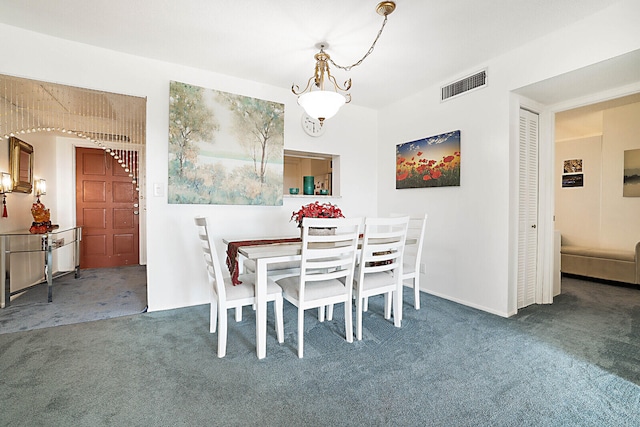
[0,73,147,323]
[512,50,640,314]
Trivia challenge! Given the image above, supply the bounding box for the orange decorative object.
[31,201,50,223]
[29,201,54,234]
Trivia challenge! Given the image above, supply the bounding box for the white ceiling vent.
[441,69,487,101]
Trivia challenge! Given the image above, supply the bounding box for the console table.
[0,226,82,308]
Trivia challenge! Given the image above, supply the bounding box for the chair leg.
[363,297,369,312]
[356,296,363,341]
[235,306,243,322]
[393,285,402,327]
[384,292,392,319]
[344,300,353,343]
[298,308,305,358]
[318,306,325,322]
[327,304,334,321]
[218,307,228,358]
[275,296,284,343]
[210,299,218,333]
[414,277,420,310]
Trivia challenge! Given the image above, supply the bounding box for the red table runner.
[226,237,301,285]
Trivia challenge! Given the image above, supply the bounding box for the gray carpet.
[0,265,147,334]
[0,275,639,426]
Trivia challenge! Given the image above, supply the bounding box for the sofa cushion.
[561,245,635,262]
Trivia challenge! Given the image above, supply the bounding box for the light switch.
[153,183,165,197]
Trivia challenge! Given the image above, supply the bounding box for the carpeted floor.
[0,265,147,334]
[0,275,639,426]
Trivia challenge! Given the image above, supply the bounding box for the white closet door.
[517,108,539,309]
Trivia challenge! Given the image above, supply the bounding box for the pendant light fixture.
[292,1,396,124]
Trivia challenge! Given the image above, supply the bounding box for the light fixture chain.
[328,15,389,72]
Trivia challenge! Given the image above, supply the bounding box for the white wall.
[556,102,640,251]
[0,23,378,312]
[600,102,640,249]
[378,0,640,316]
[0,131,70,290]
[379,75,513,316]
[2,0,639,317]
[556,101,640,252]
[555,136,603,247]
[0,133,57,232]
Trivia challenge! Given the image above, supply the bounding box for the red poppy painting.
[396,130,461,189]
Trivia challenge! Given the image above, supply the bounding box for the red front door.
[76,147,139,268]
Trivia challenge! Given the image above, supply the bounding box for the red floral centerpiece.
[290,201,344,228]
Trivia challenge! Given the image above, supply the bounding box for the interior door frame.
[71,141,147,266]
[510,83,640,315]
[509,94,555,315]
[517,107,541,309]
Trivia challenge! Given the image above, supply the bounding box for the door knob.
[531,224,537,229]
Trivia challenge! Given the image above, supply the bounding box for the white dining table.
[223,236,417,359]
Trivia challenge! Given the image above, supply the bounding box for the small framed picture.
[562,173,583,188]
[562,159,583,188]
[623,149,640,197]
[563,159,582,174]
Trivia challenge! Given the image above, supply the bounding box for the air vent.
[441,69,487,101]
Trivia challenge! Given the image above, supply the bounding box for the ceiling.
[0,0,628,109]
[516,49,640,141]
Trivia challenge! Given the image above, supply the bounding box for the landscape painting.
[168,81,284,205]
[396,130,461,189]
[623,148,640,197]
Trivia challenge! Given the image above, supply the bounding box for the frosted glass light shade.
[298,91,346,121]
[35,179,47,196]
[0,172,12,193]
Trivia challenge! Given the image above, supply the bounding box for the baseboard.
[423,289,510,318]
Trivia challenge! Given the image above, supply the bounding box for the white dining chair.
[241,257,301,282]
[276,217,361,358]
[194,216,284,358]
[353,216,409,341]
[402,214,428,309]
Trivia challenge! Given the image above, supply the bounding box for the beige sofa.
[560,242,640,285]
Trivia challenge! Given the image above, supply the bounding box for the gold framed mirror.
[9,137,34,193]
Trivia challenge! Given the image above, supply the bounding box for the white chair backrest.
[194,216,226,301]
[405,214,428,265]
[299,217,362,301]
[357,216,410,278]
